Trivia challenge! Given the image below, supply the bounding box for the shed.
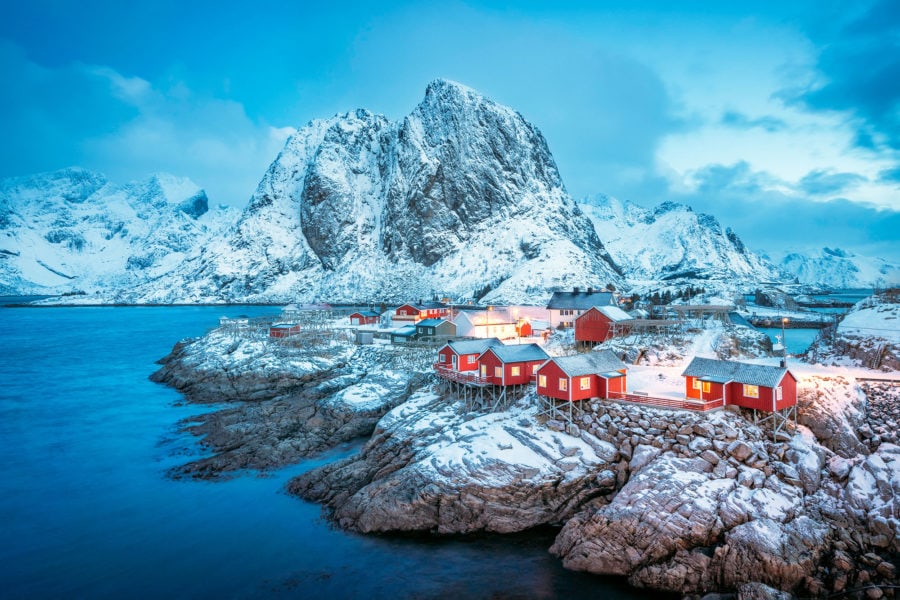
[681,357,797,411]
[536,350,627,402]
[575,305,633,344]
[477,344,549,386]
[415,318,456,339]
[436,338,503,372]
[349,310,380,326]
[269,323,301,339]
[390,325,418,344]
[355,330,375,345]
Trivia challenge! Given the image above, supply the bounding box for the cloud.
[0,41,291,206]
[797,169,867,196]
[877,166,900,185]
[670,161,900,261]
[790,0,900,151]
[720,110,787,132]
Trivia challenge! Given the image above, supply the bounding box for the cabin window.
[399,310,406,315]
[579,377,590,391]
[439,354,446,363]
[468,355,476,364]
[511,366,521,377]
[559,378,568,391]
[776,386,783,401]
[538,374,547,387]
[531,364,539,374]
[743,384,759,398]
[702,382,711,394]
[692,379,701,390]
[481,365,487,377]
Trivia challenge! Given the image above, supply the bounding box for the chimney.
[573,286,580,295]
[587,287,594,294]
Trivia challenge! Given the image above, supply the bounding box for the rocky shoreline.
[152,326,899,598]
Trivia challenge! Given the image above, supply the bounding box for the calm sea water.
[0,305,639,599]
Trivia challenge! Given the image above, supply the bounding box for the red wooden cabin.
[536,350,627,402]
[575,306,633,344]
[476,344,549,386]
[436,338,502,372]
[269,323,301,338]
[516,319,533,338]
[394,301,450,323]
[681,357,797,411]
[349,311,380,326]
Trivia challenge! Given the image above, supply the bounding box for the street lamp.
[781,317,789,365]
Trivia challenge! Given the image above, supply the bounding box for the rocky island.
[152,296,899,599]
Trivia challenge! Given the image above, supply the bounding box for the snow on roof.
[480,343,549,363]
[444,338,503,355]
[391,325,418,337]
[681,357,790,388]
[351,310,380,317]
[546,290,615,310]
[548,350,626,376]
[596,305,632,322]
[416,318,451,327]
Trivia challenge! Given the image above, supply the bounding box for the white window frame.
[559,378,568,391]
[439,354,446,363]
[579,376,590,391]
[743,384,759,398]
[511,366,521,377]
[538,374,547,387]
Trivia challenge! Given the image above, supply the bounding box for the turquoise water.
[757,327,822,355]
[0,306,636,599]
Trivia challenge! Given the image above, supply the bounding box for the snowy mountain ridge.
[779,247,900,289]
[0,167,238,296]
[126,79,623,304]
[579,194,784,289]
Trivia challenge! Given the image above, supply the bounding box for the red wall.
[537,361,598,401]
[684,377,726,402]
[269,324,301,338]
[479,351,543,386]
[575,308,612,343]
[437,346,480,371]
[350,313,378,325]
[684,373,798,411]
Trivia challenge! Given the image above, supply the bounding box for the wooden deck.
[605,391,724,412]
[433,365,491,386]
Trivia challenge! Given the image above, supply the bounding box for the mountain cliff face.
[131,80,621,304]
[780,247,900,289]
[0,168,237,296]
[579,194,783,287]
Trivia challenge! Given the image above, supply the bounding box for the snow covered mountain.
[0,168,238,296]
[780,247,900,289]
[129,79,622,304]
[579,194,783,288]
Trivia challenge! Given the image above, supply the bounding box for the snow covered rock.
[808,293,900,371]
[0,167,236,295]
[289,390,617,534]
[127,80,622,304]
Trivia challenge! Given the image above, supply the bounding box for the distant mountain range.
[0,168,236,297]
[778,247,900,289]
[2,81,894,302]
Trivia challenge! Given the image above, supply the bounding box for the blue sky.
[1,0,898,261]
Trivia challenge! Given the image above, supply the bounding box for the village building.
[415,318,456,340]
[349,310,380,326]
[574,305,633,345]
[453,310,518,339]
[546,288,617,329]
[435,338,503,373]
[681,357,798,438]
[390,325,419,344]
[392,301,451,324]
[476,344,549,386]
[536,350,627,421]
[269,323,301,339]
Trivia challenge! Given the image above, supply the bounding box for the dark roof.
[444,338,503,355]
[480,343,549,364]
[401,301,448,310]
[547,291,615,310]
[416,318,451,328]
[681,357,790,388]
[351,310,380,317]
[546,350,626,376]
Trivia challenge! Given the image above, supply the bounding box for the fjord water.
[0,305,635,599]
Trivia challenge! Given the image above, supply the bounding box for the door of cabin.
[451,355,457,369]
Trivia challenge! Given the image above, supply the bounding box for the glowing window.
[511,366,521,377]
[531,364,539,374]
[692,379,701,390]
[702,382,711,393]
[559,378,568,391]
[480,365,487,377]
[538,374,547,387]
[743,384,759,398]
[580,377,590,391]
[494,366,502,378]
